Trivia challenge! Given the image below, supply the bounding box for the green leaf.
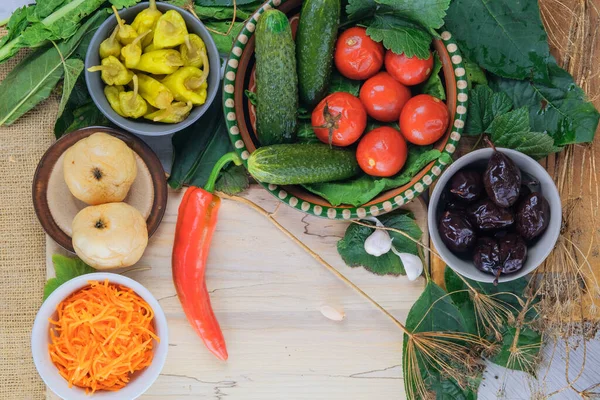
[110,0,143,8]
[328,69,361,96]
[376,0,451,30]
[215,164,249,195]
[337,210,421,275]
[491,326,542,374]
[44,255,95,300]
[464,85,512,135]
[196,0,259,5]
[304,146,440,206]
[0,10,105,125]
[169,90,232,189]
[57,58,84,118]
[490,62,600,145]
[366,13,433,59]
[192,1,262,20]
[487,107,561,159]
[427,375,479,400]
[0,6,30,48]
[204,20,244,54]
[29,0,66,22]
[444,0,551,82]
[418,51,445,100]
[464,58,487,89]
[297,121,320,144]
[346,0,376,18]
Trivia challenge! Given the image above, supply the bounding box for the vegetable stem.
[204,152,242,193]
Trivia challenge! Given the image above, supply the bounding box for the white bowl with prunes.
[428,146,562,284]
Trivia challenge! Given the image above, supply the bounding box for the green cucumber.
[296,0,341,107]
[255,10,298,145]
[248,143,359,185]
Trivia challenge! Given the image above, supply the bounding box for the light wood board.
[46,186,429,399]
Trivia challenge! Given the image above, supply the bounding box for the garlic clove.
[364,229,392,256]
[319,305,346,321]
[391,247,423,281]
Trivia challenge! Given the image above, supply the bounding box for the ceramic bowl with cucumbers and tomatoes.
[223,0,468,219]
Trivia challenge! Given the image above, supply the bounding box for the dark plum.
[467,198,514,231]
[484,148,521,207]
[445,199,467,213]
[473,237,501,275]
[439,211,477,253]
[449,170,483,202]
[516,192,550,241]
[498,234,527,273]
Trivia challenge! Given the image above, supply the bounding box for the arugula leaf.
[169,90,232,189]
[0,10,105,126]
[44,255,95,300]
[490,62,600,145]
[366,14,432,59]
[464,85,512,135]
[487,107,561,159]
[304,147,441,206]
[0,6,30,48]
[444,0,551,82]
[418,51,445,100]
[328,69,361,96]
[490,326,542,374]
[28,0,66,22]
[337,210,421,275]
[215,164,249,195]
[57,58,84,118]
[204,20,244,54]
[377,0,451,31]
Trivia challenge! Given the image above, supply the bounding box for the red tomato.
[334,27,384,80]
[356,127,408,177]
[359,72,412,122]
[385,50,434,86]
[399,94,449,145]
[312,92,367,146]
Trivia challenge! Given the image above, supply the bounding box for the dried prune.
[515,184,532,207]
[516,192,550,240]
[439,211,477,253]
[467,198,514,231]
[449,170,482,202]
[484,148,521,207]
[498,233,527,273]
[473,237,501,274]
[445,199,467,213]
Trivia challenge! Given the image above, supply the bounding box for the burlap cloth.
[1,1,600,399]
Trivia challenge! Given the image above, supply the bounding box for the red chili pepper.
[172,152,241,361]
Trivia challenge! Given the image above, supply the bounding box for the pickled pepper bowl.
[85,2,221,137]
[428,148,562,283]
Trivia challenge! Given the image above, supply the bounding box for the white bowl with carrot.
[31,273,168,399]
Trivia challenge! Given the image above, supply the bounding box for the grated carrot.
[48,279,159,394]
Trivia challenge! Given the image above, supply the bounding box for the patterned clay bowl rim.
[222,0,468,220]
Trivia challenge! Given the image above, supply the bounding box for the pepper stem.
[149,0,157,11]
[204,152,243,193]
[131,75,139,107]
[112,6,126,29]
[109,25,120,44]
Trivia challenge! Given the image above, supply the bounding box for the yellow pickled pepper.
[121,30,151,69]
[99,25,122,59]
[104,85,126,117]
[87,56,133,86]
[112,6,138,45]
[131,0,162,47]
[145,101,192,123]
[153,10,188,49]
[161,66,208,105]
[136,73,174,109]
[143,43,157,53]
[119,75,148,118]
[180,34,206,68]
[135,49,183,74]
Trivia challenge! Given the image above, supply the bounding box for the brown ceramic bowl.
[223,0,469,219]
[33,127,168,252]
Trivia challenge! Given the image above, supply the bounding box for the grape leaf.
[490,62,600,146]
[346,0,376,18]
[418,51,445,100]
[486,107,561,159]
[109,0,143,9]
[464,57,487,89]
[365,13,432,59]
[304,147,441,206]
[444,0,551,82]
[204,20,244,54]
[376,0,451,31]
[44,255,95,300]
[215,164,249,195]
[490,326,542,374]
[464,85,512,135]
[337,210,421,276]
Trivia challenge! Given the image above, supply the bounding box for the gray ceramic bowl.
[428,148,561,283]
[85,2,220,137]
